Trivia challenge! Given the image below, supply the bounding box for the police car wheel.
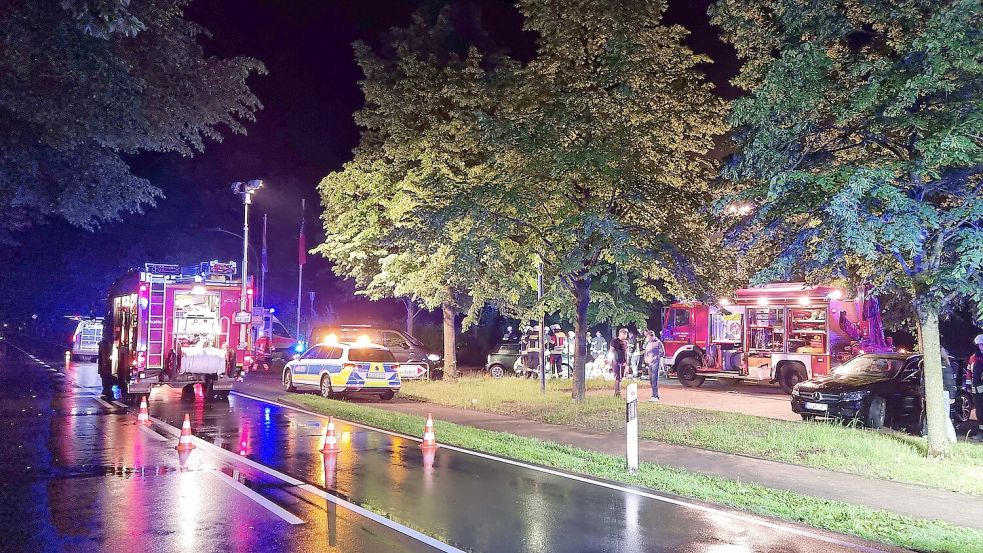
[320,375,333,399]
[380,390,395,401]
[283,370,296,392]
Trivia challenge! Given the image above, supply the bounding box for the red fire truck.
[98,261,252,403]
[662,283,892,394]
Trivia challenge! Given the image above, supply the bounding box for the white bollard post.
[626,383,638,473]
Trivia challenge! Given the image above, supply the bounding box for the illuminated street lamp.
[232,180,264,347]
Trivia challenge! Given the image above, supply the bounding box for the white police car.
[282,337,401,400]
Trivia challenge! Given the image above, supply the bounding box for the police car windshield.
[349,348,395,363]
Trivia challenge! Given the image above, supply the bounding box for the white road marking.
[149,416,304,486]
[211,471,304,525]
[93,397,117,411]
[297,484,465,553]
[137,424,169,442]
[233,391,891,553]
[149,415,464,552]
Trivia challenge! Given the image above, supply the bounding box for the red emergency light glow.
[246,288,254,296]
[139,284,147,293]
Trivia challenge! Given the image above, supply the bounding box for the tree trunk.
[402,297,418,336]
[916,302,950,458]
[571,278,591,402]
[442,300,458,379]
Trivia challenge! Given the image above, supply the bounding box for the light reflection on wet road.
[147,379,898,553]
[0,339,435,553]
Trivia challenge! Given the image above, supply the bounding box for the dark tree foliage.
[0,0,266,240]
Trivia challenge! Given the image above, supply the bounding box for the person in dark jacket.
[971,335,983,440]
[609,328,629,397]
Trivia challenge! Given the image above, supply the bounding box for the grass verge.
[398,377,983,495]
[285,393,981,553]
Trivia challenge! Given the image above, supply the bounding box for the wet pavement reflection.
[148,383,895,553]
[0,339,434,552]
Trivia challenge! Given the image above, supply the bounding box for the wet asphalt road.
[1,338,906,553]
[0,339,434,553]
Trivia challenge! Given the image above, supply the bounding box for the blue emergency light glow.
[294,341,306,353]
[269,307,275,314]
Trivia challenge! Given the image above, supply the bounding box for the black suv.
[791,353,956,430]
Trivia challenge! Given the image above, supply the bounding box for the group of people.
[608,328,665,401]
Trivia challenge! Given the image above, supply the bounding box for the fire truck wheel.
[677,359,705,388]
[181,384,195,401]
[283,370,296,392]
[863,395,886,429]
[779,363,807,394]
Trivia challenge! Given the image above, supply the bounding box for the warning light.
[269,307,275,314]
[246,288,254,296]
[356,335,370,346]
[756,297,769,306]
[324,333,338,345]
[827,289,843,300]
[798,297,810,306]
[191,285,207,295]
[139,284,147,293]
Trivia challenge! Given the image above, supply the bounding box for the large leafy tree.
[466,0,727,400]
[711,0,983,455]
[0,0,265,241]
[316,7,529,378]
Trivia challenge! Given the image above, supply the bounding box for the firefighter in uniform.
[971,335,983,441]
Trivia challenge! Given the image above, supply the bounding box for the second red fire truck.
[661,283,893,394]
[99,261,252,403]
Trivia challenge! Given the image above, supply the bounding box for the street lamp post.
[232,180,264,349]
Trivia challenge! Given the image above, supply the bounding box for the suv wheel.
[863,395,886,429]
[955,392,973,424]
[488,364,505,379]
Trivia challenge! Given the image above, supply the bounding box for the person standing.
[643,330,665,402]
[610,328,629,397]
[590,331,607,361]
[971,335,983,441]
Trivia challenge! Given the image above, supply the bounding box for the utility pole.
[260,213,268,309]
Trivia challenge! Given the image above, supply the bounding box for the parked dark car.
[954,359,976,424]
[791,353,957,430]
[485,342,522,378]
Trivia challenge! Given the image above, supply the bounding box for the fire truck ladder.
[147,279,167,369]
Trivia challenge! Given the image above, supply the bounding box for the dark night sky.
[4,0,742,335]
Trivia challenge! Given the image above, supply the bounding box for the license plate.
[804,402,828,412]
[365,371,388,379]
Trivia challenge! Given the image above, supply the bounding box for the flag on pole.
[298,199,307,266]
[261,214,268,274]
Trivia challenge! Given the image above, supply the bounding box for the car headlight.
[427,354,440,362]
[791,385,801,397]
[841,390,869,402]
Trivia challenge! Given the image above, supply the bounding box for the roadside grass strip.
[400,377,983,496]
[286,393,982,553]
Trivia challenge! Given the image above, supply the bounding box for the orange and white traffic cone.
[136,397,151,426]
[175,414,195,451]
[321,416,341,454]
[420,413,438,449]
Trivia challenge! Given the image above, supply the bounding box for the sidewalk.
[374,397,983,530]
